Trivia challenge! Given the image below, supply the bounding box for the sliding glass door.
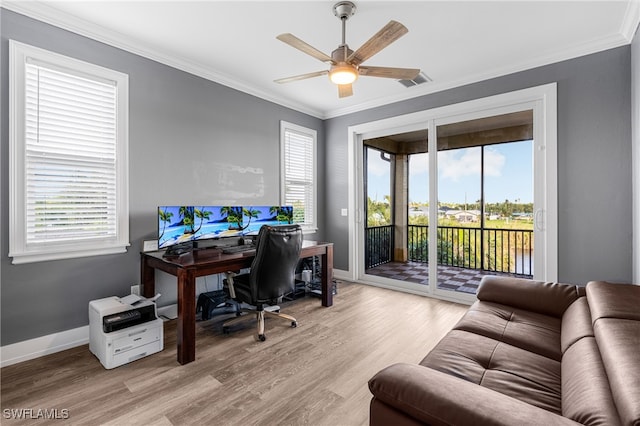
[351,84,557,303]
[432,114,534,299]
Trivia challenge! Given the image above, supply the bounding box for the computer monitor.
[192,206,244,243]
[158,205,246,250]
[157,205,196,249]
[158,205,297,250]
[242,205,294,236]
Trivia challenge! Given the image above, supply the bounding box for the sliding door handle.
[534,209,544,231]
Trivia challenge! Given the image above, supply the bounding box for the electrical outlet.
[131,285,140,296]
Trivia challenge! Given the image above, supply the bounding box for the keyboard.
[222,245,255,254]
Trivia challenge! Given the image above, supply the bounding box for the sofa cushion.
[561,297,593,353]
[587,281,640,322]
[477,276,584,317]
[594,319,640,426]
[455,300,562,361]
[561,337,621,425]
[587,282,640,426]
[421,329,562,414]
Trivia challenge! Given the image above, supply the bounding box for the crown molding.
[620,0,640,41]
[1,1,326,119]
[3,1,639,121]
[324,30,634,119]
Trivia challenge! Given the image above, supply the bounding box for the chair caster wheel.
[291,321,297,328]
[258,334,266,341]
[223,326,230,334]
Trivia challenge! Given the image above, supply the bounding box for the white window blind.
[281,121,317,230]
[10,41,129,264]
[25,62,117,243]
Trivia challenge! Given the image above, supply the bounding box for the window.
[9,40,129,264]
[280,121,317,232]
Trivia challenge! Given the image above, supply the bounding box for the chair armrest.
[477,275,583,317]
[369,363,580,426]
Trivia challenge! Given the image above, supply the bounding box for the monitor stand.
[163,241,193,257]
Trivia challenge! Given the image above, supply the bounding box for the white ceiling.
[4,1,639,119]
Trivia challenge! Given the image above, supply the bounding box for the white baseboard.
[333,268,350,281]
[0,325,89,368]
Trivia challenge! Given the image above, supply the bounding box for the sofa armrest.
[369,363,580,426]
[477,275,584,317]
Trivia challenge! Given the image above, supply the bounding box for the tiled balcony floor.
[365,261,531,295]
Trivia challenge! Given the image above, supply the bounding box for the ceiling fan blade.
[338,83,353,98]
[359,66,420,80]
[274,70,328,84]
[347,20,408,66]
[276,33,334,63]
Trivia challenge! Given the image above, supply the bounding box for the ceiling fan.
[274,1,420,98]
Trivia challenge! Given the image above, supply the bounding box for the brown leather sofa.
[368,276,640,425]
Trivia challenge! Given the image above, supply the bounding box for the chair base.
[222,305,297,341]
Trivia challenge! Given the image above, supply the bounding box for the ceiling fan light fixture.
[329,64,358,85]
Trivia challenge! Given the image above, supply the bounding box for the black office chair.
[222,224,303,341]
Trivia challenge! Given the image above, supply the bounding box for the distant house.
[513,212,534,221]
[445,210,481,223]
[409,206,429,218]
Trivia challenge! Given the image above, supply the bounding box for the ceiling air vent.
[398,72,432,88]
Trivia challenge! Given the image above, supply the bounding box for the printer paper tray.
[113,324,161,353]
[110,340,162,369]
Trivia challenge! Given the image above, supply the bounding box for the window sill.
[301,227,318,235]
[10,244,130,265]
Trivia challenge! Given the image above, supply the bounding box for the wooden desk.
[140,241,334,365]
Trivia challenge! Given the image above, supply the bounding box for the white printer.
[89,295,163,369]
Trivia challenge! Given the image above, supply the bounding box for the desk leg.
[141,254,155,298]
[177,268,196,365]
[321,245,334,307]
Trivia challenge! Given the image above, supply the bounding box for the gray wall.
[633,25,639,284]
[325,46,632,286]
[0,9,325,346]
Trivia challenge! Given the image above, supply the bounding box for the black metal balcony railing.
[365,224,533,276]
[365,225,394,268]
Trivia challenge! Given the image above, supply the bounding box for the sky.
[367,140,533,204]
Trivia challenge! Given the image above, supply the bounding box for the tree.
[193,207,212,233]
[220,206,243,229]
[242,207,260,230]
[179,206,195,234]
[274,206,293,223]
[158,207,173,239]
[367,196,391,226]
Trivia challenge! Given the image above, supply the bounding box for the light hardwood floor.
[1,282,469,425]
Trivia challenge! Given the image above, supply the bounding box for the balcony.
[365,224,533,294]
